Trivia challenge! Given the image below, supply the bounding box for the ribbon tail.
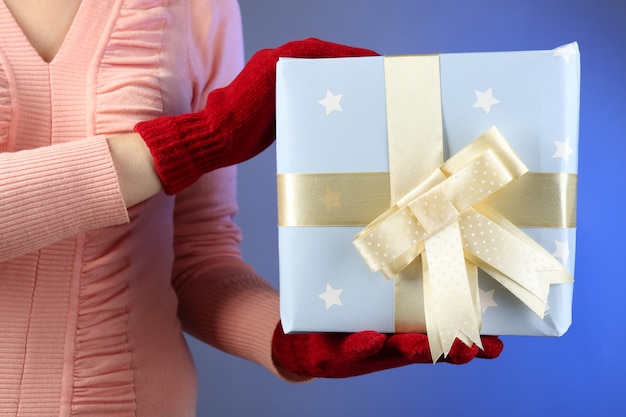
[423,222,483,362]
[453,262,482,348]
[464,205,573,318]
[422,261,444,362]
[467,261,483,336]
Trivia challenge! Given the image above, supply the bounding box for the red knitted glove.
[134,38,379,194]
[272,322,503,378]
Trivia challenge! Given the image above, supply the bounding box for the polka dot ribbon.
[353,127,573,361]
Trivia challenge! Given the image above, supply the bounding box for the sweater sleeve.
[0,135,129,262]
[172,168,309,383]
[170,0,309,382]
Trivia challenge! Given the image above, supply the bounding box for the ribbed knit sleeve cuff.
[134,111,226,195]
[0,136,129,261]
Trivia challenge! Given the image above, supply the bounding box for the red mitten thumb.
[134,38,379,194]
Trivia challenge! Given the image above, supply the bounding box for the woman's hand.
[134,38,379,195]
[272,321,503,378]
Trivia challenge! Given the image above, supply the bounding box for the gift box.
[276,43,579,359]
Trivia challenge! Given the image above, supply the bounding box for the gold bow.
[353,127,573,361]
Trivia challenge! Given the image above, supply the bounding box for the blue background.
[187,1,625,416]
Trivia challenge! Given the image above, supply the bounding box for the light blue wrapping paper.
[276,43,580,336]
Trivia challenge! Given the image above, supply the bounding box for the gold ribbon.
[384,55,444,341]
[276,172,577,228]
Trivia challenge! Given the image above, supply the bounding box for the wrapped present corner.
[276,43,580,361]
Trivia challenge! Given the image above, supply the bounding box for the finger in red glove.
[475,335,504,359]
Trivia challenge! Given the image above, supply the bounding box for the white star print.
[473,87,500,114]
[479,288,498,313]
[318,283,343,309]
[553,44,578,63]
[552,240,570,264]
[553,137,573,162]
[318,89,343,115]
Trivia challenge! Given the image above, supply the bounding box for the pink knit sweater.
[0,1,294,415]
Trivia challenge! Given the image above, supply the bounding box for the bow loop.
[354,127,527,279]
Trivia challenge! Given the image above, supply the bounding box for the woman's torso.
[0,1,206,415]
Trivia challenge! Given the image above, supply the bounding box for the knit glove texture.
[272,321,503,378]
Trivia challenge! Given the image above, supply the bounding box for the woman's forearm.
[0,137,130,261]
[107,133,163,207]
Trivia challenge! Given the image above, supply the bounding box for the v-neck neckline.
[0,0,84,65]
